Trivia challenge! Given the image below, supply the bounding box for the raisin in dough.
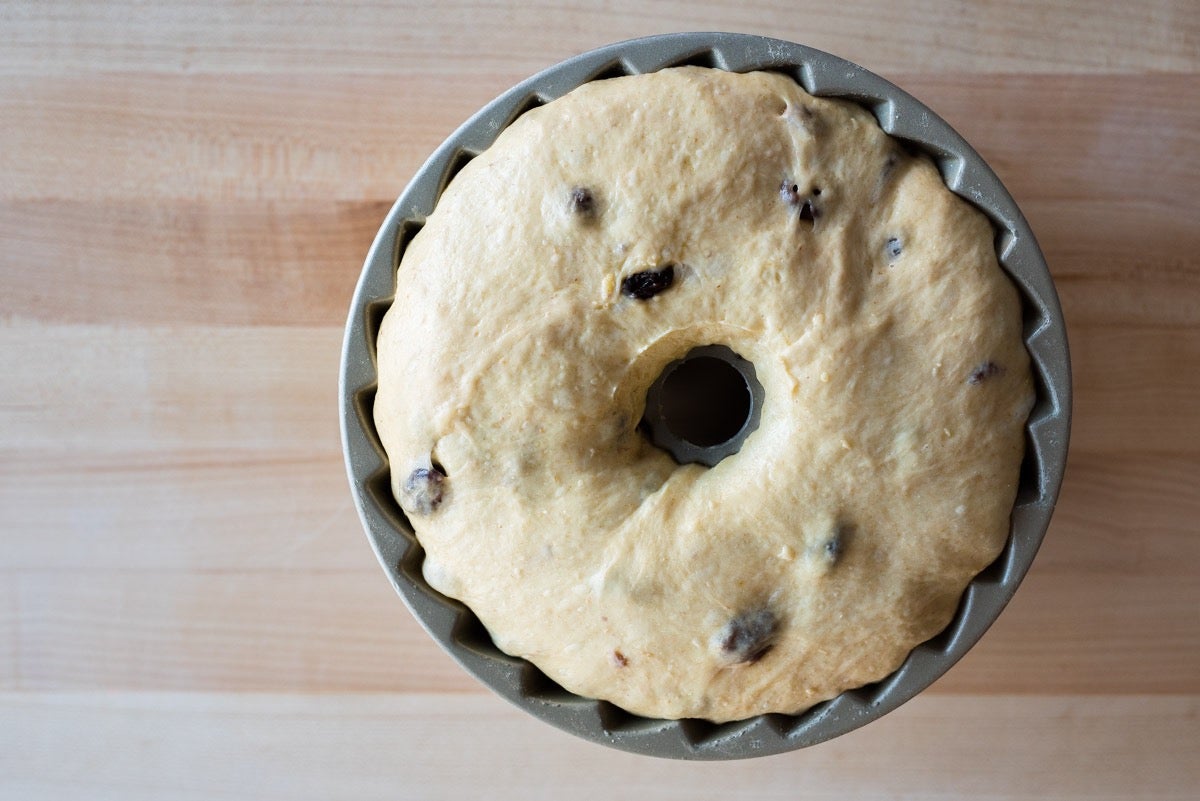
[374,67,1034,722]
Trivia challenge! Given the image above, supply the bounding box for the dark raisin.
[401,466,445,515]
[823,522,852,564]
[968,361,1004,384]
[886,237,903,260]
[824,535,842,563]
[714,609,778,665]
[611,650,629,668]
[621,265,675,300]
[780,179,820,224]
[569,186,595,217]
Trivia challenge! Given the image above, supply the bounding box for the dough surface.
[374,67,1034,722]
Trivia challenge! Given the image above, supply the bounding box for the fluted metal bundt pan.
[339,32,1071,760]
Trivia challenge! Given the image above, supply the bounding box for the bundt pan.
[339,32,1071,760]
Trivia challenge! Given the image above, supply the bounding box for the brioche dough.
[374,67,1034,722]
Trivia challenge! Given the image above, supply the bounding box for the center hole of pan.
[662,357,749,446]
[641,345,764,467]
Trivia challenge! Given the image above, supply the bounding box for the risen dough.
[374,67,1033,722]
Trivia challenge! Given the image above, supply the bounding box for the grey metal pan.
[339,32,1071,760]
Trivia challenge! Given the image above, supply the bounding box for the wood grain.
[0,200,388,326]
[6,445,1199,696]
[3,694,1197,800]
[0,450,364,571]
[3,196,1197,328]
[2,449,1198,693]
[3,322,1196,458]
[2,0,1198,794]
[8,564,1196,695]
[0,73,500,202]
[3,451,1195,576]
[1069,327,1200,453]
[1030,199,1200,330]
[0,324,343,454]
[2,74,1196,202]
[2,0,1196,75]
[12,571,451,693]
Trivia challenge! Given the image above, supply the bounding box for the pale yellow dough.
[374,67,1034,722]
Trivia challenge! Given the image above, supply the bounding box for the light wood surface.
[2,1,1198,797]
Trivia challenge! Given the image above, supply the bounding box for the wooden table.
[2,2,1197,797]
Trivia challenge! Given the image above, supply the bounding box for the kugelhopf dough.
[374,67,1034,722]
